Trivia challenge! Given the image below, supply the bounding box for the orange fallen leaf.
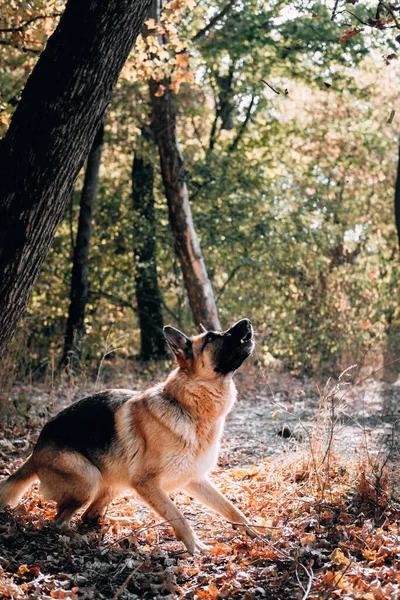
[208,543,232,555]
[196,585,219,599]
[301,533,316,547]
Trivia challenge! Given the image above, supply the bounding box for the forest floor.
[0,362,399,600]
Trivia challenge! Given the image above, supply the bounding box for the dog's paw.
[194,537,209,553]
[185,536,209,555]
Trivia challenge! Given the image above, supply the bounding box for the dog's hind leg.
[185,478,257,538]
[35,448,102,526]
[82,486,112,524]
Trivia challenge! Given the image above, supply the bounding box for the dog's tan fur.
[0,323,255,553]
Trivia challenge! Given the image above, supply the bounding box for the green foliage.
[1,0,399,378]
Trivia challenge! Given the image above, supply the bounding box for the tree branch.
[229,94,256,152]
[191,0,236,43]
[208,110,219,151]
[160,298,180,323]
[379,1,400,29]
[0,13,62,33]
[88,289,137,313]
[215,264,244,301]
[190,175,216,200]
[345,9,367,25]
[261,79,280,94]
[0,39,41,54]
[190,115,207,153]
[331,0,340,21]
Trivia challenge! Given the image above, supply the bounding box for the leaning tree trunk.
[146,1,220,330]
[0,0,152,363]
[395,140,400,251]
[61,123,104,369]
[149,82,220,330]
[132,153,167,359]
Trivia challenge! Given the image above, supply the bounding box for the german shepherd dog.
[0,319,255,553]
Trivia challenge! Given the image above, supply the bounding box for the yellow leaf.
[330,548,350,566]
[17,565,30,575]
[174,40,186,52]
[0,114,11,128]
[144,18,156,29]
[154,84,166,97]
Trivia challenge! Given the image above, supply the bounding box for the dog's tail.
[0,456,37,508]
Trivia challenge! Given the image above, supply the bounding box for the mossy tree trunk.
[132,152,167,359]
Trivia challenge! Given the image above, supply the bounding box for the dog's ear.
[164,326,193,364]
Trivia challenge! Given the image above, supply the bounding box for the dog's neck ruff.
[162,368,237,421]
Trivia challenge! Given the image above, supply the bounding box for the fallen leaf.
[331,548,350,566]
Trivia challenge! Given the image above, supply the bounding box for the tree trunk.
[0,0,152,363]
[146,1,220,330]
[132,153,167,359]
[395,140,400,251]
[61,123,104,369]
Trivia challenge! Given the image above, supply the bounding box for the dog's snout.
[242,329,252,342]
[228,318,253,340]
[242,318,252,330]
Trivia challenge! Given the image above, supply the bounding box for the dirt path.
[226,369,400,467]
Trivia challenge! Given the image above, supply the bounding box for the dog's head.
[164,319,254,379]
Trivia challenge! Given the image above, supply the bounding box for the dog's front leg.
[133,480,207,554]
[186,478,257,538]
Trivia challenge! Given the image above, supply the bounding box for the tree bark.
[61,123,104,369]
[146,1,220,330]
[395,140,400,251]
[0,0,152,363]
[132,153,167,359]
